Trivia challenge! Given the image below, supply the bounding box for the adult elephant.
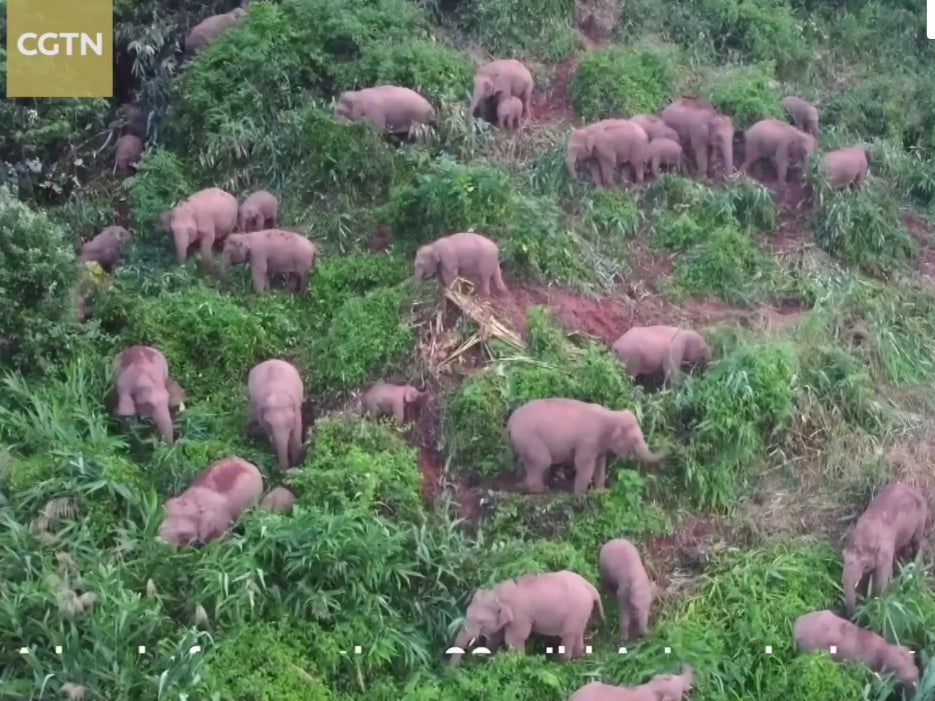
[741,118,816,183]
[334,85,434,134]
[660,97,735,178]
[566,119,650,187]
[469,59,534,122]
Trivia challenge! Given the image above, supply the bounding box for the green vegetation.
[3,0,935,699]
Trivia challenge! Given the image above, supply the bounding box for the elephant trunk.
[843,564,860,615]
[448,625,476,666]
[469,84,484,117]
[153,403,175,445]
[272,424,291,470]
[722,139,734,176]
[566,148,579,180]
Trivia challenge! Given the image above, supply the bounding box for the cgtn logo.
[16,32,105,57]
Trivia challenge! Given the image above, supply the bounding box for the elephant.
[114,134,143,173]
[247,359,304,470]
[238,190,279,232]
[660,97,734,177]
[612,326,711,384]
[158,457,264,546]
[496,95,523,130]
[820,144,871,190]
[598,538,655,640]
[113,345,186,445]
[630,114,681,143]
[571,665,694,701]
[741,118,816,183]
[507,397,667,495]
[566,120,650,187]
[185,7,247,54]
[78,225,130,271]
[413,232,507,297]
[793,610,918,692]
[120,102,147,139]
[260,486,296,514]
[165,187,239,265]
[842,481,927,615]
[335,85,434,134]
[469,59,534,122]
[646,137,683,178]
[781,95,819,138]
[222,229,318,293]
[448,570,605,666]
[361,382,428,425]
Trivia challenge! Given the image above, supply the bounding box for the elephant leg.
[520,444,552,493]
[250,261,269,292]
[478,271,492,297]
[503,622,531,653]
[199,230,216,263]
[617,595,631,639]
[651,155,660,179]
[775,145,790,183]
[872,549,894,596]
[853,170,865,188]
[559,633,579,660]
[297,270,310,293]
[597,156,615,188]
[631,602,649,636]
[439,264,458,288]
[289,409,303,465]
[631,159,645,185]
[588,161,602,187]
[693,141,708,178]
[393,398,406,424]
[572,451,599,494]
[521,86,532,119]
[592,454,608,490]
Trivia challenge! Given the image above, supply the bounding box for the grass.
[3,0,935,699]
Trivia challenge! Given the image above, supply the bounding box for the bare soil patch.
[530,57,579,124]
[645,515,724,595]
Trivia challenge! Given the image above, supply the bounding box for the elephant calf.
[248,359,305,470]
[496,95,523,130]
[260,486,296,514]
[361,383,428,425]
[413,232,507,297]
[820,144,870,191]
[165,187,239,265]
[222,229,318,293]
[781,95,820,138]
[793,610,918,692]
[507,397,667,494]
[449,570,604,666]
[842,481,927,615]
[79,225,130,271]
[741,118,816,183]
[159,457,264,546]
[598,538,655,640]
[186,7,247,54]
[612,325,711,384]
[567,119,649,187]
[115,134,143,173]
[335,85,434,134]
[470,58,533,122]
[646,137,683,178]
[113,345,186,445]
[239,190,279,232]
[569,665,693,701]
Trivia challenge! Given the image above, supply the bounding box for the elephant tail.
[591,585,606,622]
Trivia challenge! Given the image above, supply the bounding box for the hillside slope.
[2,0,935,699]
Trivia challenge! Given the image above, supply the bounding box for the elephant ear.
[495,599,514,628]
[664,330,687,379]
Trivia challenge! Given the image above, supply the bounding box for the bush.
[701,63,783,129]
[570,46,676,122]
[454,0,577,61]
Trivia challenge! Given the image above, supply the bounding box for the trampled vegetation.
[2,0,935,699]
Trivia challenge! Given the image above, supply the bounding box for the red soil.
[644,515,720,585]
[530,57,579,124]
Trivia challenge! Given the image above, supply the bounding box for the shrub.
[570,46,675,122]
[454,0,577,61]
[124,147,194,235]
[0,186,85,375]
[700,62,783,129]
[578,187,642,240]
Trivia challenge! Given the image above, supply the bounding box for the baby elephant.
[239,190,279,232]
[115,134,143,173]
[842,481,927,615]
[159,457,264,546]
[449,570,604,666]
[186,7,247,54]
[820,144,870,191]
[165,187,239,265]
[361,382,428,425]
[248,359,304,470]
[570,665,694,701]
[741,118,816,183]
[599,538,655,640]
[612,326,710,384]
[222,229,318,293]
[413,232,507,297]
[781,95,819,138]
[793,610,918,692]
[79,225,130,271]
[259,486,296,514]
[508,397,667,495]
[113,345,186,445]
[496,95,523,130]
[646,137,683,178]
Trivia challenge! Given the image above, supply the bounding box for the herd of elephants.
[78,9,919,696]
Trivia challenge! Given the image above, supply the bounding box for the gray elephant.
[186,7,247,54]
[469,58,533,122]
[820,144,870,190]
[496,95,523,130]
[567,120,650,187]
[793,610,918,692]
[661,97,734,177]
[630,114,680,143]
[222,229,318,293]
[646,137,683,178]
[741,118,816,183]
[781,95,819,138]
[842,481,927,615]
[507,397,667,494]
[78,225,130,271]
[165,187,239,265]
[449,570,605,665]
[413,232,507,297]
[570,665,694,701]
[113,345,186,445]
[120,102,147,139]
[248,359,304,470]
[361,382,428,425]
[115,134,143,174]
[239,190,279,232]
[335,85,434,134]
[260,486,296,514]
[612,326,711,384]
[159,457,263,546]
[599,538,656,640]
